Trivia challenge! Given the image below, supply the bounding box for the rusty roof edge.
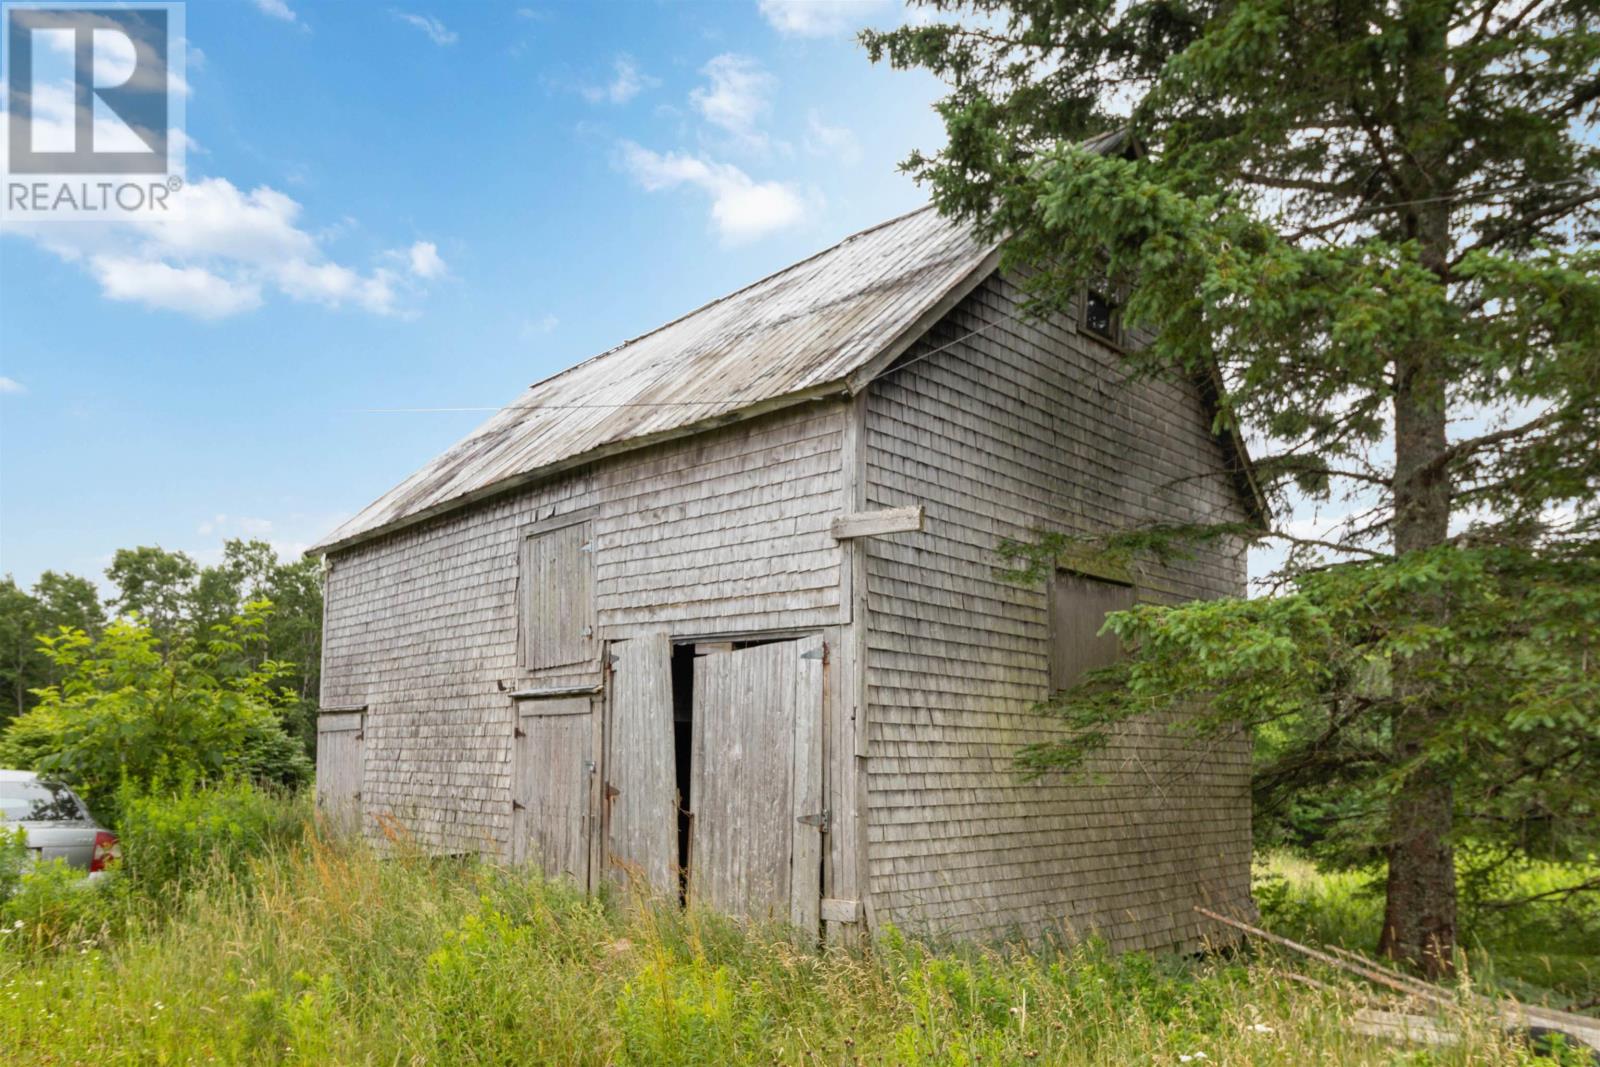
[306,380,855,559]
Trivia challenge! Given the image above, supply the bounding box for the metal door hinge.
[512,799,525,811]
[796,809,830,832]
[801,645,826,662]
[514,727,526,738]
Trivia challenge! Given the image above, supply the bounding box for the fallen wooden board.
[1352,1009,1461,1047]
[1196,906,1600,1053]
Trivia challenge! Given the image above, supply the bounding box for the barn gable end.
[858,272,1254,951]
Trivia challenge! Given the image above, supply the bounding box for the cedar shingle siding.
[861,273,1251,949]
[317,207,1257,952]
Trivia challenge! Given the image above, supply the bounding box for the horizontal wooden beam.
[830,506,924,540]
[508,684,602,701]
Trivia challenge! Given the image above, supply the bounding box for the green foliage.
[0,825,29,902]
[0,836,1577,1065]
[0,609,310,821]
[103,540,325,753]
[0,859,117,955]
[1,540,322,758]
[0,571,105,725]
[115,780,308,899]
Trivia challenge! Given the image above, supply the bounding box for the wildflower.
[1249,1023,1273,1034]
[1179,1055,1208,1063]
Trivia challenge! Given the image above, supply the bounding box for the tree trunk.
[1377,170,1457,975]
[1378,362,1457,974]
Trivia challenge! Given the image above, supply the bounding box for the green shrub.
[0,825,28,902]
[0,859,120,954]
[116,779,308,899]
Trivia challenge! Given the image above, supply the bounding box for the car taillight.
[90,830,120,873]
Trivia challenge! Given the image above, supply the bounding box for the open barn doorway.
[667,635,825,930]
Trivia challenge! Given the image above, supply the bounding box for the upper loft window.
[1047,569,1136,692]
[1082,285,1123,346]
[520,516,596,670]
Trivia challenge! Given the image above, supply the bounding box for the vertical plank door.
[690,636,824,931]
[522,519,596,670]
[513,696,593,887]
[315,711,365,835]
[603,633,677,897]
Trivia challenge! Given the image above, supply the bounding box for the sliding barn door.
[513,696,594,887]
[604,633,677,897]
[315,711,365,835]
[690,636,824,931]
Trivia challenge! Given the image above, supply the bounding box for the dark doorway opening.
[670,644,696,905]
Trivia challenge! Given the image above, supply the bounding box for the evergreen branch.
[1424,410,1563,475]
[1479,875,1600,910]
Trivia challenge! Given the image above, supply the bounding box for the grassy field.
[0,797,1594,1065]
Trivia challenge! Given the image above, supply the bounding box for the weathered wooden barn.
[310,205,1264,951]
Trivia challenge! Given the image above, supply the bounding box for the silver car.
[0,769,118,876]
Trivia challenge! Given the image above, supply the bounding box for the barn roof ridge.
[310,204,995,555]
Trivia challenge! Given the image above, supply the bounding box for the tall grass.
[0,816,1584,1066]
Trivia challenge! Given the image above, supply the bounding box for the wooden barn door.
[603,633,677,897]
[689,636,824,931]
[512,696,594,887]
[315,711,364,835]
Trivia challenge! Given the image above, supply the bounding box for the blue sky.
[0,0,944,588]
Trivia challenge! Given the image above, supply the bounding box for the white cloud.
[89,256,263,319]
[276,259,401,315]
[406,240,446,279]
[758,0,894,37]
[253,0,299,23]
[691,54,775,151]
[393,11,458,45]
[0,378,26,395]
[619,142,810,244]
[804,111,861,165]
[7,177,438,319]
[582,55,657,105]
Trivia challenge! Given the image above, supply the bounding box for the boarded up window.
[521,520,596,669]
[1048,571,1136,692]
